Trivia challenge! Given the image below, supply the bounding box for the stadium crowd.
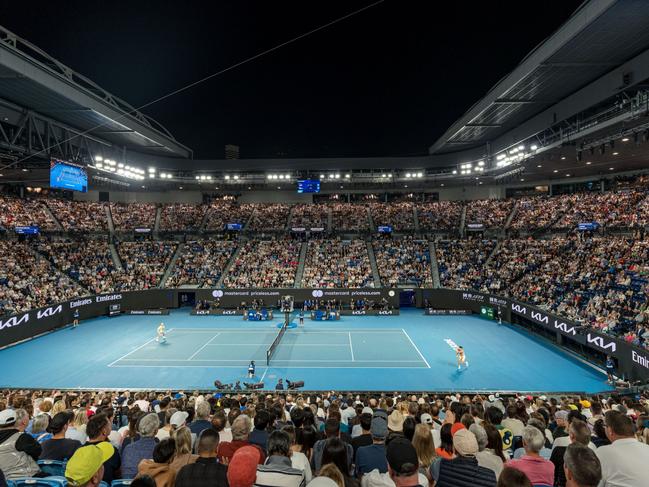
[249,204,291,231]
[330,204,370,232]
[509,195,576,230]
[167,240,238,288]
[159,204,207,232]
[46,200,108,232]
[556,190,646,229]
[465,200,514,229]
[206,202,255,231]
[436,239,497,290]
[369,202,415,232]
[0,389,647,486]
[110,203,157,231]
[373,237,433,287]
[223,240,300,288]
[0,241,82,315]
[0,195,58,231]
[115,241,178,291]
[302,239,374,288]
[34,239,120,294]
[291,205,328,230]
[416,202,462,231]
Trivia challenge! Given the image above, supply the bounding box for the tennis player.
[72,309,80,329]
[248,360,256,378]
[456,345,468,370]
[299,310,304,326]
[156,322,167,343]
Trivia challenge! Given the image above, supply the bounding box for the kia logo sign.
[36,305,62,320]
[388,290,395,297]
[312,290,324,298]
[586,333,617,352]
[212,290,224,298]
[0,313,29,330]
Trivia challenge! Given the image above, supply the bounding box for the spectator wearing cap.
[355,417,388,477]
[175,429,229,487]
[136,437,177,487]
[430,429,496,487]
[39,411,82,461]
[229,445,262,487]
[255,430,306,487]
[218,415,265,465]
[506,426,554,486]
[84,412,121,484]
[387,410,404,440]
[312,419,353,475]
[65,442,115,487]
[596,410,649,487]
[0,408,41,480]
[156,408,179,441]
[351,412,373,457]
[385,437,424,487]
[473,423,504,479]
[563,444,601,487]
[190,401,212,437]
[122,412,159,478]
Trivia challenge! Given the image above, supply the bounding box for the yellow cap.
[568,404,578,410]
[65,442,114,485]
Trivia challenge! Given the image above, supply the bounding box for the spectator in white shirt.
[595,410,649,487]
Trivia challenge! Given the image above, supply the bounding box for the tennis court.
[108,327,430,369]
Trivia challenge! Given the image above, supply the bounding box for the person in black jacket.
[175,429,228,487]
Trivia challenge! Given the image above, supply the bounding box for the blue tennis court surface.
[0,309,608,392]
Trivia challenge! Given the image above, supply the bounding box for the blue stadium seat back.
[37,459,67,477]
[111,480,133,486]
[100,482,109,487]
[10,477,67,487]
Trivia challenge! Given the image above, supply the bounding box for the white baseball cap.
[0,409,17,426]
[170,411,189,427]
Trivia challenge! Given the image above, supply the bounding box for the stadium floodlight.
[95,156,103,162]
[148,167,155,173]
[387,173,392,177]
[612,152,619,155]
[530,144,538,150]
[225,175,230,180]
[452,170,457,175]
[477,161,484,166]
[622,137,629,142]
[206,176,212,180]
[329,174,335,179]
[518,145,525,150]
[345,174,350,178]
[417,172,423,178]
[279,175,284,180]
[335,174,340,179]
[196,176,200,180]
[285,174,290,179]
[96,163,103,169]
[118,163,124,168]
[233,175,239,180]
[267,174,273,179]
[149,173,155,178]
[319,174,325,179]
[405,173,411,178]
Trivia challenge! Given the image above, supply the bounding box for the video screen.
[14,225,40,235]
[50,159,88,192]
[227,223,243,231]
[297,179,321,193]
[378,225,393,233]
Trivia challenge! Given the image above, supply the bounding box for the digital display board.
[378,225,393,233]
[50,159,88,192]
[578,222,599,231]
[227,223,242,231]
[14,225,40,235]
[297,179,321,193]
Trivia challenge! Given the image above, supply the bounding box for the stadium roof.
[0,25,192,159]
[429,0,649,155]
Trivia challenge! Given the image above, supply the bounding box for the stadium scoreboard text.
[297,180,320,193]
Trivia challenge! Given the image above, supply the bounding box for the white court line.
[107,328,176,367]
[348,332,355,361]
[108,364,429,369]
[171,328,408,333]
[187,333,221,360]
[205,343,349,347]
[401,328,431,368]
[260,367,269,383]
[118,358,422,362]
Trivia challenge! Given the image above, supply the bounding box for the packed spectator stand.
[0,388,647,486]
[167,240,238,288]
[301,239,374,288]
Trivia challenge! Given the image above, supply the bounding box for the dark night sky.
[1,1,584,159]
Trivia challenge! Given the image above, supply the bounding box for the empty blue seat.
[8,477,67,487]
[37,460,66,477]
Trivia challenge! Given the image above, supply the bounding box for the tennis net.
[266,321,289,365]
